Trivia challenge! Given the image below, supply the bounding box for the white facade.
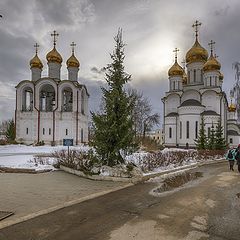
[15,38,89,145]
[162,26,238,148]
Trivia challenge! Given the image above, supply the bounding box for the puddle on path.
[153,171,203,194]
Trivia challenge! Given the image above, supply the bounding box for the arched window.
[186,121,189,139]
[40,84,55,112]
[81,90,85,115]
[62,87,73,112]
[169,127,172,138]
[22,87,33,111]
[209,76,212,86]
[193,70,196,82]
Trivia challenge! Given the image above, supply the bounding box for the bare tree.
[128,89,160,139]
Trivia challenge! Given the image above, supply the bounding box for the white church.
[162,21,240,148]
[15,31,89,145]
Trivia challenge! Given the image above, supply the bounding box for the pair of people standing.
[226,144,240,172]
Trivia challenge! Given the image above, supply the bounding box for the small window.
[169,127,172,139]
[180,121,182,139]
[49,128,51,135]
[208,127,210,137]
[43,128,45,135]
[230,138,233,144]
[193,70,196,82]
[186,121,189,139]
[66,129,68,136]
[26,128,29,135]
[195,121,198,139]
[210,76,212,86]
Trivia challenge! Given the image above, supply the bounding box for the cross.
[214,54,219,59]
[208,40,215,55]
[51,30,59,47]
[192,20,202,38]
[173,48,179,62]
[34,43,39,54]
[70,42,76,54]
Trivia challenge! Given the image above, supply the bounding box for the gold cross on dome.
[208,40,216,55]
[70,42,76,54]
[51,30,59,47]
[192,20,202,38]
[34,43,39,54]
[173,48,179,62]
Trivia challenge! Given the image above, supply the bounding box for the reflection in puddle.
[153,172,203,193]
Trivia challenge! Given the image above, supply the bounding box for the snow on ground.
[0,145,225,174]
[0,144,90,171]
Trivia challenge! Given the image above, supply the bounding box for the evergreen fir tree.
[92,29,137,166]
[195,116,207,149]
[6,119,15,142]
[214,120,226,150]
[207,123,215,150]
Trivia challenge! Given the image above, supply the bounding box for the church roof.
[166,112,179,117]
[227,130,239,136]
[201,110,219,116]
[180,99,202,107]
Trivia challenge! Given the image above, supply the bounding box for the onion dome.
[186,39,208,64]
[30,53,43,69]
[168,61,184,77]
[203,53,221,72]
[67,53,80,68]
[228,101,236,112]
[46,47,63,64]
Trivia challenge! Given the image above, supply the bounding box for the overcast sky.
[0,0,240,124]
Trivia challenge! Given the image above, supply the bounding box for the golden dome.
[30,54,43,69]
[46,47,63,64]
[228,102,236,112]
[182,71,187,84]
[186,39,208,64]
[66,53,80,68]
[203,54,221,72]
[168,61,184,77]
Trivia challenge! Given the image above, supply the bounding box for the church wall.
[164,117,177,146]
[228,135,240,147]
[16,111,38,144]
[186,62,204,84]
[181,89,200,103]
[201,90,219,113]
[165,94,180,115]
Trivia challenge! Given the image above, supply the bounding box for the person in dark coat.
[226,147,235,171]
[234,144,240,173]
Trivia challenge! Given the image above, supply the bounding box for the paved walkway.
[0,171,127,223]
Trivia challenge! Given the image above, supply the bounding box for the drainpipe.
[33,84,40,143]
[52,85,59,146]
[15,89,17,139]
[176,115,178,147]
[76,91,79,145]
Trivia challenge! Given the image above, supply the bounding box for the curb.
[0,183,133,230]
[0,159,227,230]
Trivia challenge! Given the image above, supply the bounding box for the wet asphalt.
[0,162,239,240]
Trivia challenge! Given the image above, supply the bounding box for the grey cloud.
[90,66,106,74]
